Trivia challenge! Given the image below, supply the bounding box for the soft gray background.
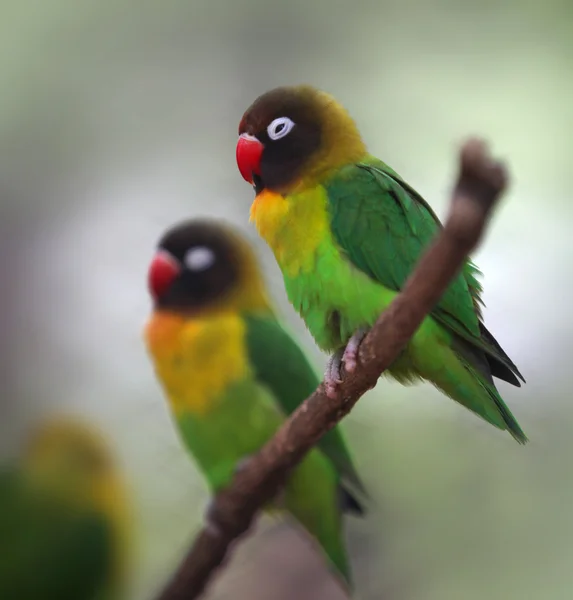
[1,1,571,599]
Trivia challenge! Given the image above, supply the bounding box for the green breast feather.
[324,157,525,387]
[244,312,367,503]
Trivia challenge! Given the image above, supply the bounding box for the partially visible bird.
[235,84,527,444]
[144,219,367,589]
[0,417,131,600]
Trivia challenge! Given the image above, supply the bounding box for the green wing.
[325,158,524,385]
[244,312,367,502]
[0,469,113,600]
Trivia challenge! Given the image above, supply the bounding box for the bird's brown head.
[236,85,366,194]
[148,219,269,313]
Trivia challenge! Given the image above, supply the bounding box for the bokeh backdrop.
[1,1,572,598]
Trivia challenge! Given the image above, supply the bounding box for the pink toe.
[325,383,338,399]
[345,359,357,373]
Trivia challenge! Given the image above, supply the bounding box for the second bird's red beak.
[148,251,180,300]
[236,134,263,184]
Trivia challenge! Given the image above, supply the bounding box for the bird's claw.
[234,454,254,476]
[324,349,344,399]
[342,327,369,374]
[324,327,370,399]
[205,499,224,538]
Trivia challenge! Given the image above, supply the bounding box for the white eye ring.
[184,246,215,272]
[267,116,295,141]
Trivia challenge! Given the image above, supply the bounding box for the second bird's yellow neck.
[144,311,251,417]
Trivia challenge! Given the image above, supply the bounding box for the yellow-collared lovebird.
[0,418,130,600]
[235,85,527,444]
[144,219,366,588]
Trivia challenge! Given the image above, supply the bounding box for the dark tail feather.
[479,322,526,386]
[338,485,366,516]
[447,341,528,444]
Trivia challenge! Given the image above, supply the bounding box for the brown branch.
[156,138,509,600]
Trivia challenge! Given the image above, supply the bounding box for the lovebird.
[0,418,131,600]
[144,219,366,588]
[235,85,527,444]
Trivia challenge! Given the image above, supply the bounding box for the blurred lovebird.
[0,418,131,600]
[144,218,367,589]
[235,85,527,444]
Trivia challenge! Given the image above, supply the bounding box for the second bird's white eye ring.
[267,116,295,141]
[185,246,216,272]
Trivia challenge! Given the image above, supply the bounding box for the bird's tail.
[338,484,367,516]
[464,363,528,444]
[286,454,354,592]
[288,506,353,593]
[321,529,353,594]
[418,342,528,444]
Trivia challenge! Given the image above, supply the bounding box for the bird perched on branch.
[236,85,527,444]
[144,219,367,589]
[0,417,131,600]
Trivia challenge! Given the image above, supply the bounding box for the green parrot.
[144,219,366,589]
[235,85,527,444]
[0,418,131,600]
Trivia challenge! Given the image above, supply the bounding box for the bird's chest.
[250,187,330,277]
[175,378,280,490]
[286,245,389,351]
[250,186,392,350]
[144,312,249,416]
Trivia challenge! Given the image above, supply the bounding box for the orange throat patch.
[144,311,249,416]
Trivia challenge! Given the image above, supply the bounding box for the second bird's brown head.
[148,221,242,312]
[147,220,268,314]
[236,85,365,194]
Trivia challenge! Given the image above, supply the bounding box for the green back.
[0,469,113,600]
[324,157,522,380]
[244,312,367,496]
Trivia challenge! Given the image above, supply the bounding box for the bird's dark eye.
[267,116,295,141]
[184,246,216,272]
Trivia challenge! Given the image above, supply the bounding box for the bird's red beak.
[148,251,180,300]
[236,133,263,184]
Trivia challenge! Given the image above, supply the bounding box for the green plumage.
[281,157,527,443]
[147,219,368,588]
[0,469,113,600]
[172,311,366,588]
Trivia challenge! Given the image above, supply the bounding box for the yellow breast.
[250,187,329,277]
[144,312,249,416]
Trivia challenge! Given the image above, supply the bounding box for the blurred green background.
[1,0,572,598]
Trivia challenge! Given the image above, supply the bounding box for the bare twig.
[156,138,509,600]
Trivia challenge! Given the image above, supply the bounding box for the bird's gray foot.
[324,327,371,398]
[234,454,255,476]
[205,499,224,538]
[342,326,370,374]
[324,348,345,399]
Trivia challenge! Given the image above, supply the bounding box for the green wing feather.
[0,469,113,600]
[243,312,367,506]
[325,158,524,386]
